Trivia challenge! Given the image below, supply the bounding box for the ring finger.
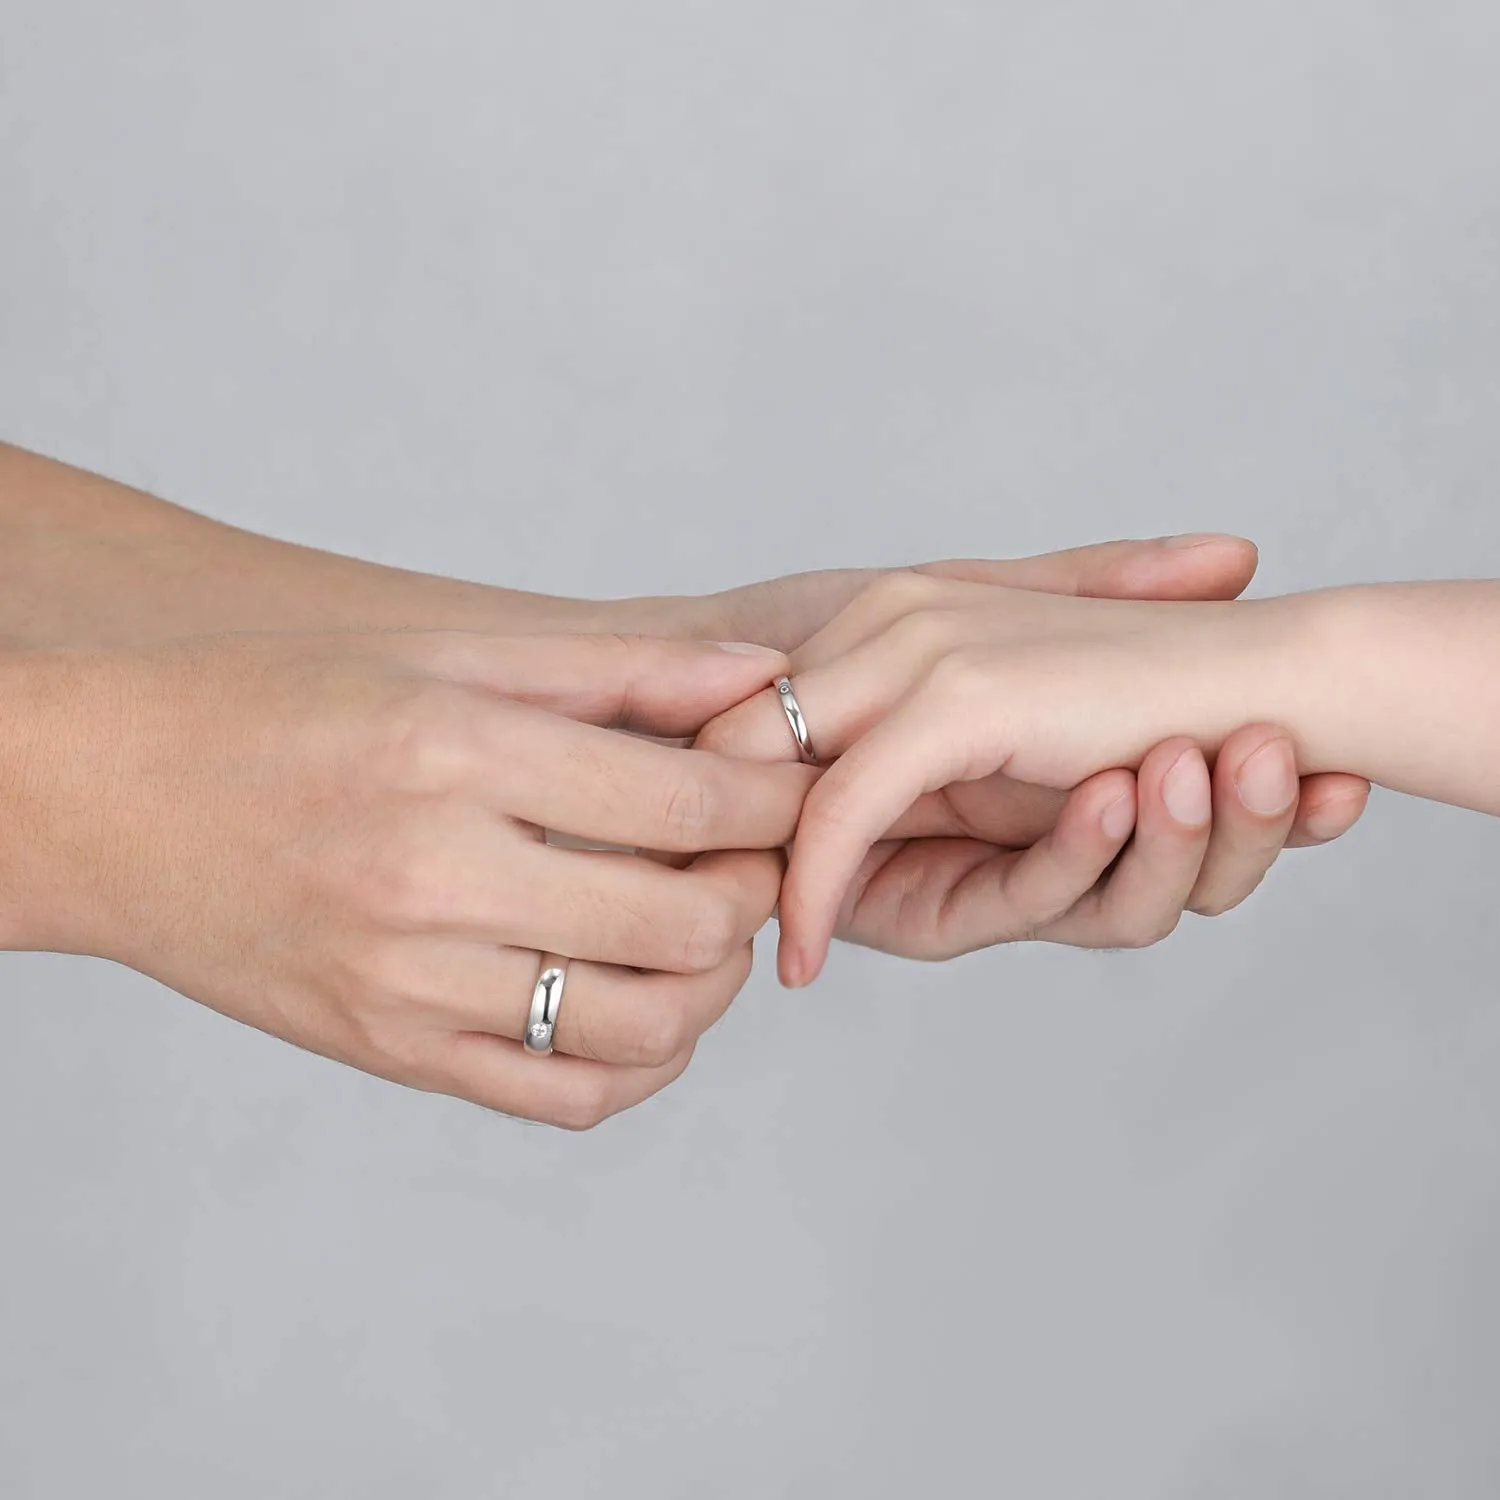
[415,937,757,1068]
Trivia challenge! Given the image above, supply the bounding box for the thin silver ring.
[775,676,819,765]
[524,953,571,1055]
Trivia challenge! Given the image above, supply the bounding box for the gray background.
[3,2,1499,1495]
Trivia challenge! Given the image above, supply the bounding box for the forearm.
[0,442,610,647]
[1245,582,1500,815]
[0,648,69,950]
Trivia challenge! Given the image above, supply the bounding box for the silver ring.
[524,953,570,1055]
[775,676,819,765]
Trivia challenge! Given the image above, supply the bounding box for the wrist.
[1213,589,1364,773]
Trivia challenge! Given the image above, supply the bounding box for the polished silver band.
[524,953,570,1055]
[775,676,819,766]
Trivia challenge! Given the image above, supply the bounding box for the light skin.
[0,439,1367,887]
[0,443,1370,1123]
[699,574,1499,986]
[0,631,813,1129]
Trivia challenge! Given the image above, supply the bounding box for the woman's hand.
[607,534,1274,650]
[697,574,1369,983]
[0,632,813,1127]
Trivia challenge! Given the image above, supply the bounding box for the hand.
[2,446,1277,653]
[0,448,1367,861]
[663,542,1371,946]
[611,533,1272,650]
[0,632,812,1127]
[697,573,1369,981]
[0,446,1369,961]
[0,443,1359,739]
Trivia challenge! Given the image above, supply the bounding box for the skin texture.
[698,569,1358,964]
[0,439,1369,916]
[0,632,814,1129]
[0,444,1301,650]
[697,576,1499,985]
[0,442,1372,1123]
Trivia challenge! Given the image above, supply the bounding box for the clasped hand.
[2,539,1366,1130]
[699,573,1371,987]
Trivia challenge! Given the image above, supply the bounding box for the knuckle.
[1190,894,1234,919]
[693,709,745,760]
[595,634,650,724]
[657,773,716,848]
[693,719,728,756]
[368,686,478,794]
[310,976,417,1078]
[1191,880,1258,919]
[550,1078,615,1132]
[1011,901,1068,943]
[1115,911,1182,950]
[880,607,957,664]
[927,644,991,697]
[678,894,740,972]
[629,1005,688,1069]
[798,787,859,850]
[862,570,945,622]
[357,1023,422,1082]
[728,935,757,989]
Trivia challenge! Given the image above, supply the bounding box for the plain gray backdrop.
[4,3,1500,1496]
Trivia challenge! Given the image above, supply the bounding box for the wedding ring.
[775,676,819,765]
[524,953,571,1055]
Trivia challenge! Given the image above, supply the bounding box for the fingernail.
[1102,792,1135,841]
[1300,810,1345,842]
[715,641,784,659]
[1158,532,1229,549]
[781,947,804,988]
[1235,738,1297,816]
[1162,750,1211,826]
[1302,795,1361,843]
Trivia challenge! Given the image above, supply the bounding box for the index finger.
[415,632,791,737]
[695,622,938,768]
[779,680,1013,986]
[493,700,816,853]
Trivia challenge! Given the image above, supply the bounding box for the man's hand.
[0,445,1368,940]
[0,632,812,1127]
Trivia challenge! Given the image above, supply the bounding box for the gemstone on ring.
[525,954,570,1056]
[774,675,819,765]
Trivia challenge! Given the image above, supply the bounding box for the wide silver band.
[775,676,819,766]
[524,953,570,1055]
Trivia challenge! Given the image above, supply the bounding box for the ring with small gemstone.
[774,676,819,766]
[524,953,571,1056]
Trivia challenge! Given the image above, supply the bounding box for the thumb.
[916,533,1261,602]
[628,567,886,653]
[415,632,791,735]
